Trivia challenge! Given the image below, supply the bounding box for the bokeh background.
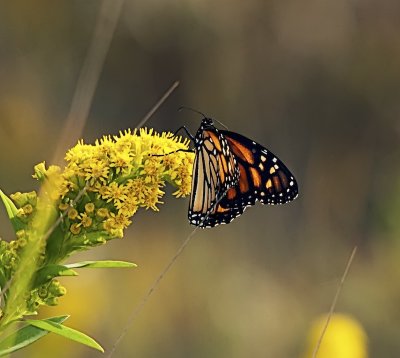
[1,0,400,357]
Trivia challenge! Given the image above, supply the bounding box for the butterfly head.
[201,117,214,128]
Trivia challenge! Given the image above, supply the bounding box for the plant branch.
[311,245,358,358]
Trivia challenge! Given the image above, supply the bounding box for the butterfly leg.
[151,126,195,157]
[173,126,195,141]
[151,148,195,157]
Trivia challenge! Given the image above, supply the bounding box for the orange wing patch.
[226,187,237,200]
[220,154,228,173]
[278,171,289,188]
[266,179,273,191]
[219,165,225,183]
[205,130,222,151]
[218,154,229,183]
[215,205,230,213]
[249,167,261,188]
[238,163,249,193]
[226,137,255,164]
[272,176,281,192]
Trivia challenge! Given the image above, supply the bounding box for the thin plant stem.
[106,226,200,358]
[135,81,180,128]
[106,191,228,357]
[311,245,358,358]
[53,0,126,164]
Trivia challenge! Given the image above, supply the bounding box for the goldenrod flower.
[1,127,194,330]
[85,203,95,214]
[96,207,109,219]
[78,212,93,228]
[22,204,33,215]
[84,160,110,185]
[68,208,79,220]
[55,127,193,239]
[109,147,133,175]
[101,182,128,204]
[70,223,81,235]
[59,202,69,211]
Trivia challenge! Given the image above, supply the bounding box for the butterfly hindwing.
[198,201,246,227]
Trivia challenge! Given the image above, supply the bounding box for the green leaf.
[0,190,25,232]
[33,265,78,288]
[65,260,137,269]
[25,319,104,352]
[0,315,69,356]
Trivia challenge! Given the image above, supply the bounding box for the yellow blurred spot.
[302,313,368,358]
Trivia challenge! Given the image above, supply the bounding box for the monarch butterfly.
[176,111,298,228]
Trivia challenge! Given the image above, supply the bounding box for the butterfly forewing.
[188,126,239,227]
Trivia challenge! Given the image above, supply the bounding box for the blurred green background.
[1,0,400,357]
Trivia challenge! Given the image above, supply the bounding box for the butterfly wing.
[188,123,298,228]
[188,128,239,227]
[196,201,247,227]
[218,130,298,208]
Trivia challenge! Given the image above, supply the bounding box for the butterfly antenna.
[178,106,207,118]
[178,106,229,130]
[213,118,229,130]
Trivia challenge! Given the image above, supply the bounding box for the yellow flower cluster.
[0,128,192,336]
[35,128,194,242]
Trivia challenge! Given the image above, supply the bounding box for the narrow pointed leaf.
[33,265,78,288]
[65,260,137,269]
[0,316,69,356]
[24,319,104,352]
[0,190,25,232]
